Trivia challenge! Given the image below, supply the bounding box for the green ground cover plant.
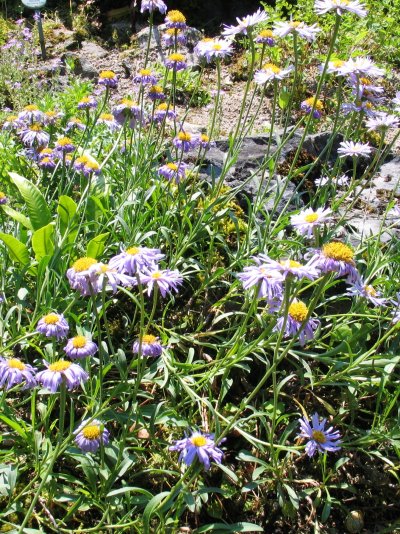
[0,1,400,533]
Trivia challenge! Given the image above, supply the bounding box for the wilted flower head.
[0,358,36,390]
[273,20,320,42]
[337,140,372,158]
[141,0,167,14]
[273,299,320,346]
[298,413,342,456]
[314,0,367,18]
[98,70,118,88]
[139,267,183,297]
[36,313,69,339]
[132,334,163,357]
[64,335,98,359]
[222,8,268,37]
[74,419,110,452]
[169,430,224,470]
[165,10,187,29]
[36,360,88,393]
[290,207,332,237]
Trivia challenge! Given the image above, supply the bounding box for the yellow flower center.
[49,360,72,372]
[7,115,18,121]
[139,69,152,76]
[80,97,90,103]
[167,10,186,23]
[311,430,327,443]
[142,334,157,344]
[258,29,274,38]
[281,259,302,268]
[72,257,98,272]
[157,103,168,111]
[178,132,192,141]
[70,117,83,123]
[201,134,210,142]
[151,272,162,279]
[8,358,26,370]
[331,59,345,68]
[99,113,114,121]
[290,21,301,27]
[45,111,56,117]
[0,192,6,199]
[364,285,377,297]
[126,247,140,255]
[99,70,116,79]
[24,104,38,111]
[82,424,101,440]
[43,313,60,325]
[212,44,222,51]
[150,85,163,93]
[41,157,51,164]
[75,156,89,165]
[305,213,319,223]
[85,161,100,170]
[30,123,42,131]
[167,163,178,171]
[120,98,135,106]
[322,242,354,263]
[56,137,72,146]
[168,53,185,62]
[40,148,53,155]
[263,63,281,74]
[305,97,323,111]
[191,435,207,447]
[288,301,309,322]
[360,77,371,85]
[72,335,87,348]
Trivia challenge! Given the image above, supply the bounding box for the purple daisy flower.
[88,262,136,292]
[77,96,98,110]
[300,97,323,119]
[273,300,320,346]
[38,156,56,170]
[133,69,158,86]
[112,99,144,127]
[66,257,101,296]
[173,131,199,152]
[43,110,63,125]
[82,160,101,177]
[64,335,98,359]
[132,334,163,357]
[311,241,359,283]
[346,279,386,306]
[169,430,224,471]
[163,28,187,47]
[298,413,342,457]
[36,313,69,340]
[97,113,120,132]
[237,260,284,301]
[2,114,22,130]
[158,162,188,184]
[255,29,276,46]
[139,267,183,297]
[54,136,75,154]
[66,117,86,131]
[198,134,214,150]
[165,10,187,30]
[98,70,118,88]
[18,104,43,123]
[0,192,8,205]
[256,254,320,280]
[141,0,167,14]
[74,419,110,452]
[20,124,50,147]
[148,85,166,101]
[108,246,164,276]
[36,360,88,393]
[0,357,37,390]
[153,103,177,122]
[165,53,187,71]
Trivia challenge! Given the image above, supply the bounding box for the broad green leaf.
[57,195,77,235]
[278,88,290,110]
[0,232,30,266]
[9,172,51,230]
[86,232,109,259]
[194,522,264,533]
[1,205,33,230]
[32,223,55,260]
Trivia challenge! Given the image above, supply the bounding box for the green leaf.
[32,223,55,260]
[0,232,30,266]
[142,491,170,534]
[278,88,290,110]
[57,195,77,236]
[1,205,33,230]
[9,172,51,230]
[0,414,28,440]
[86,232,109,259]
[193,522,264,533]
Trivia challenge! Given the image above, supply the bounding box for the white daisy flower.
[338,57,384,78]
[254,63,294,84]
[314,0,367,18]
[273,20,320,42]
[365,112,399,131]
[222,8,268,38]
[290,207,332,238]
[337,140,372,158]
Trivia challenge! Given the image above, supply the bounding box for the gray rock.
[73,56,98,79]
[80,41,109,59]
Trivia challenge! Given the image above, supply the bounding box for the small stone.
[137,428,150,439]
[345,510,364,533]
